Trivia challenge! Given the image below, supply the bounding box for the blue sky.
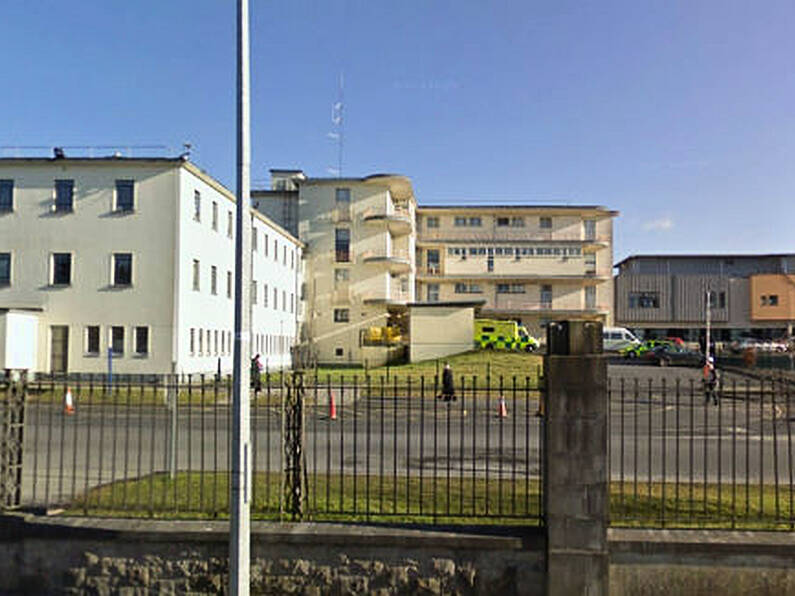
[3,1,794,261]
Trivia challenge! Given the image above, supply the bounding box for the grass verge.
[60,472,795,530]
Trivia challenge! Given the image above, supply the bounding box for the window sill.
[84,353,101,358]
[132,353,149,359]
[112,208,136,216]
[49,283,72,288]
[111,283,133,289]
[110,352,124,358]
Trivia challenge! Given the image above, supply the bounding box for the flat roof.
[616,253,795,268]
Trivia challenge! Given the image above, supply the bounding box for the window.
[335,188,351,221]
[628,291,659,309]
[115,180,134,212]
[113,253,132,286]
[283,290,287,311]
[227,211,233,238]
[111,326,124,356]
[539,216,552,229]
[264,234,269,256]
[0,179,13,212]
[0,253,9,285]
[585,286,596,309]
[497,284,525,294]
[540,285,553,306]
[214,330,218,355]
[334,268,349,284]
[291,249,295,269]
[274,238,278,261]
[427,283,439,302]
[211,266,218,295]
[86,326,100,355]
[454,216,467,227]
[190,328,195,354]
[273,287,278,309]
[335,228,350,262]
[334,308,349,323]
[583,219,596,240]
[426,216,439,228]
[251,280,257,304]
[227,271,232,298]
[455,283,482,294]
[283,245,287,265]
[487,256,494,272]
[426,249,440,274]
[134,327,149,356]
[708,291,726,308]
[252,227,257,251]
[212,201,218,231]
[263,283,268,307]
[290,293,294,313]
[511,217,525,227]
[52,253,72,285]
[192,259,200,291]
[762,294,779,307]
[497,217,510,227]
[198,329,204,355]
[193,190,201,221]
[54,179,74,212]
[335,347,344,357]
[469,216,482,227]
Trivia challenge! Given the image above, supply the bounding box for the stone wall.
[0,515,544,595]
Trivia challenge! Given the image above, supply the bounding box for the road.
[12,364,795,508]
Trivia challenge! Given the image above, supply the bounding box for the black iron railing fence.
[608,376,795,529]
[2,373,544,524]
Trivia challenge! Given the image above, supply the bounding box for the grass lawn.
[304,350,543,387]
[62,472,794,530]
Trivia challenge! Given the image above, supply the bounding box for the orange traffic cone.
[64,387,75,415]
[497,395,508,419]
[329,390,337,421]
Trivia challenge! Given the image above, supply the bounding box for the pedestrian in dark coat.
[441,362,456,402]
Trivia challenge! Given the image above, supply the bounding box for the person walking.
[703,357,720,406]
[440,362,456,402]
[250,354,263,396]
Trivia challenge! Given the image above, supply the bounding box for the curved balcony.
[361,250,412,274]
[362,210,413,236]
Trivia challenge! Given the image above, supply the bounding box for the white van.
[603,327,641,352]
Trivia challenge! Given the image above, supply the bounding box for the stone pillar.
[544,320,608,596]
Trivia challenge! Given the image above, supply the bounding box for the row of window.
[427,283,568,304]
[189,327,292,357]
[425,215,558,229]
[189,260,296,312]
[0,252,132,286]
[0,178,136,214]
[446,246,583,257]
[84,325,149,357]
[628,291,730,309]
[193,190,299,271]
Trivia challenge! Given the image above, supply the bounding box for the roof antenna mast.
[328,72,344,177]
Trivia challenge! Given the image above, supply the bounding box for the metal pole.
[230,0,252,593]
[706,290,711,360]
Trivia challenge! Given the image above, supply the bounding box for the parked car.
[642,344,704,367]
[620,339,674,359]
[603,327,641,352]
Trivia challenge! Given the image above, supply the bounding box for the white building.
[0,155,302,376]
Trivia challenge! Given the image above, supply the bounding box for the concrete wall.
[409,305,474,362]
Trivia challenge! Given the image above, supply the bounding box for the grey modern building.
[614,254,795,341]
